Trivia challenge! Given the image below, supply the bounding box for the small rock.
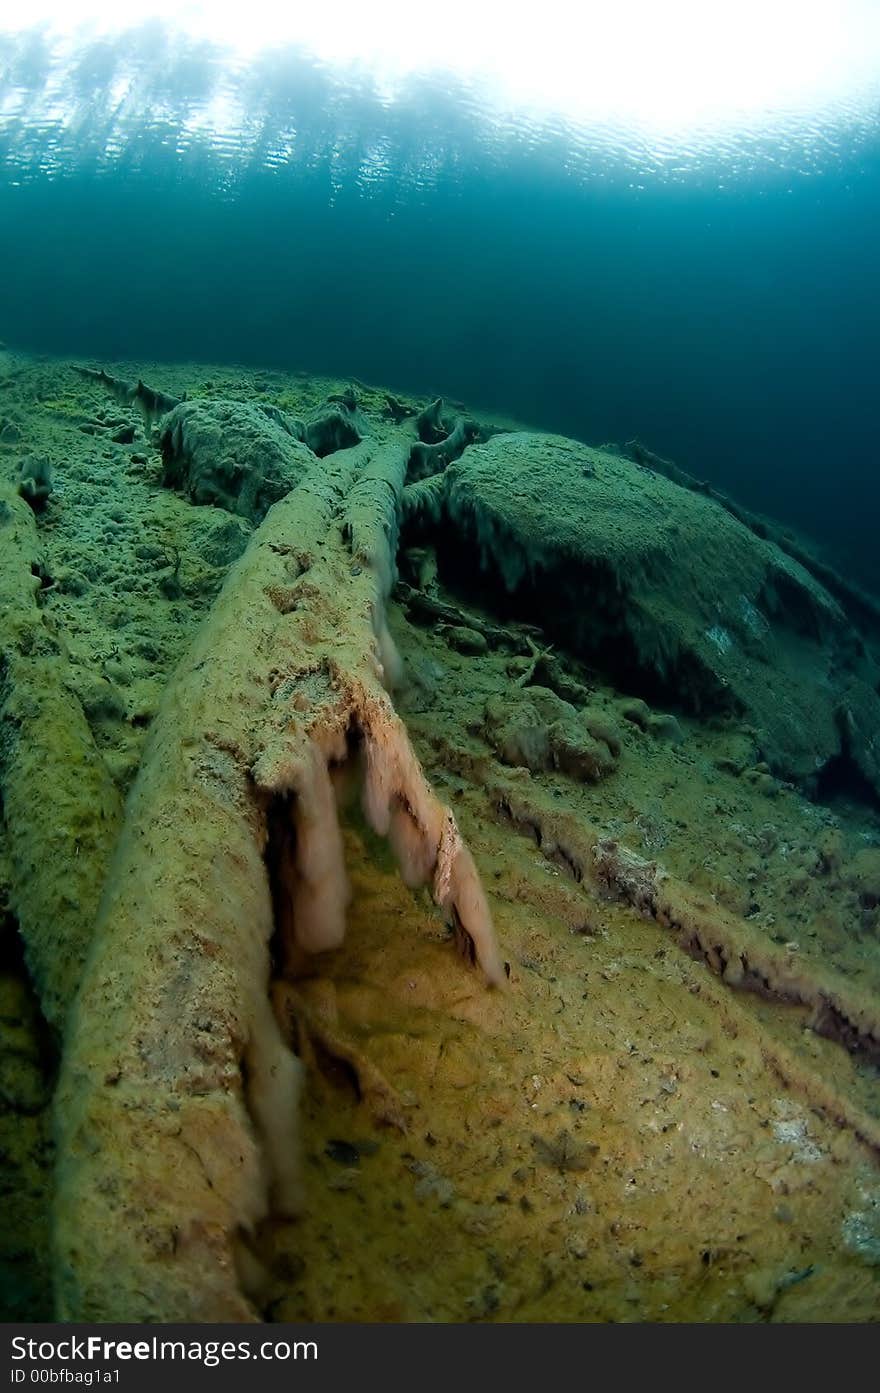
[747,769,779,797]
[75,675,126,722]
[444,625,488,656]
[410,1159,456,1207]
[103,657,133,687]
[619,697,652,729]
[56,568,89,596]
[647,711,683,743]
[325,1139,361,1167]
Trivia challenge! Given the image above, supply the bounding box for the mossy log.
[54,428,503,1321]
[0,483,122,1033]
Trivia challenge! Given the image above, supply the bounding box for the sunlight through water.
[2,1,880,182]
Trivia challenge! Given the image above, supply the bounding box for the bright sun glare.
[5,0,880,136]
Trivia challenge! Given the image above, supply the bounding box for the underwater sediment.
[1,348,879,1322]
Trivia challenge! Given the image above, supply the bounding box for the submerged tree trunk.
[0,483,122,1035]
[53,423,503,1321]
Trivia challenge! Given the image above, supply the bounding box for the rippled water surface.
[3,16,880,187]
[1,16,879,584]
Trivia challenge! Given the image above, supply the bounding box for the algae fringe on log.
[54,415,503,1322]
[73,365,184,424]
[0,482,122,1033]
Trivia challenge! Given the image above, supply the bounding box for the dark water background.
[1,25,879,588]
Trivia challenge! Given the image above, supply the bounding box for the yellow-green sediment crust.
[0,351,878,1322]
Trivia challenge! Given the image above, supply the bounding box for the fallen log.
[0,483,122,1034]
[54,426,503,1321]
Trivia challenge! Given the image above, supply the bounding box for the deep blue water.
[2,25,879,587]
